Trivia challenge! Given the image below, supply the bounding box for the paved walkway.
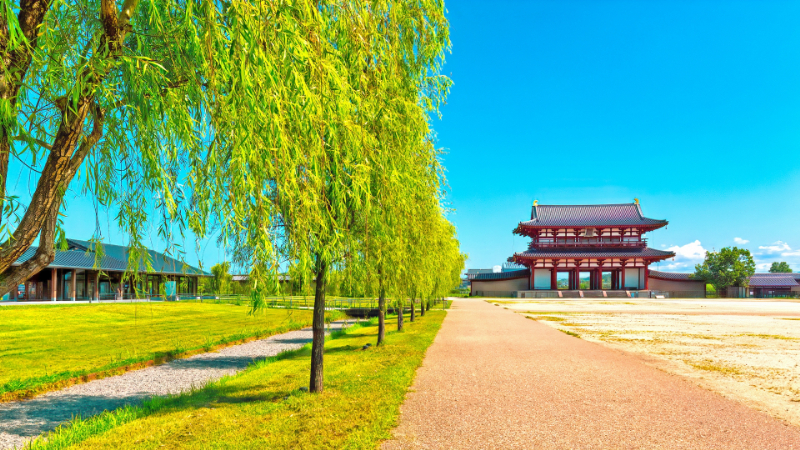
[383,299,800,449]
[0,323,345,450]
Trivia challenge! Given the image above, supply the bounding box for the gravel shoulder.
[383,299,800,449]
[0,323,344,450]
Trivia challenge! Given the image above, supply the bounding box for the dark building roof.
[748,273,800,287]
[648,270,705,282]
[515,247,675,260]
[13,239,210,276]
[469,269,530,281]
[15,247,129,271]
[520,203,668,228]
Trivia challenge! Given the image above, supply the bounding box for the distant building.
[5,239,210,301]
[747,273,800,298]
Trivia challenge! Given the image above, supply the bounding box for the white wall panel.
[625,268,640,289]
[534,269,551,289]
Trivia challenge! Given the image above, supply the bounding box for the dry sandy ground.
[495,298,800,428]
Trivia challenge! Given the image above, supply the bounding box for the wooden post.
[529,269,534,290]
[70,269,77,301]
[621,266,627,290]
[644,265,649,290]
[51,268,57,301]
[550,267,557,290]
[94,271,100,301]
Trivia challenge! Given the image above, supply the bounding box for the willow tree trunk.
[310,258,327,393]
[377,286,386,346]
[410,293,416,322]
[419,298,425,317]
[397,300,404,331]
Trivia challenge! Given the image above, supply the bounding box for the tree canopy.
[694,247,755,290]
[769,261,793,273]
[2,0,463,392]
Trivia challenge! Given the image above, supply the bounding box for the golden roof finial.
[634,198,639,205]
[533,200,538,206]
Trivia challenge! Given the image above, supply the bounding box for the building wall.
[648,277,706,293]
[471,277,529,295]
[533,269,551,289]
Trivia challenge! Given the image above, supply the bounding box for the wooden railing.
[533,240,647,248]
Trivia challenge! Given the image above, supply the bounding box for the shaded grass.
[29,311,446,450]
[0,303,312,400]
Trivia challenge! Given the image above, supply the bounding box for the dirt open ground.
[491,298,800,428]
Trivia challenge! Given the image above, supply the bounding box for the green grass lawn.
[31,310,446,450]
[0,302,312,398]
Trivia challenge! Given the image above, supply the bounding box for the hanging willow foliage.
[1,0,463,392]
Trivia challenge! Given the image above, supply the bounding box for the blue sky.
[13,0,799,274]
[436,0,800,273]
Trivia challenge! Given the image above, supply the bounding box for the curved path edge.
[0,322,347,450]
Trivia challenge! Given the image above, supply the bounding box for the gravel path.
[382,299,800,449]
[0,323,345,450]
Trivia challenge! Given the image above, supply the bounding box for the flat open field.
[489,298,800,428]
[0,302,312,396]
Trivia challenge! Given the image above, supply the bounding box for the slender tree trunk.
[377,284,386,346]
[410,292,416,322]
[397,299,404,331]
[420,297,425,317]
[309,257,327,393]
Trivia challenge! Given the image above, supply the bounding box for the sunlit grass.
[0,302,312,399]
[29,311,446,450]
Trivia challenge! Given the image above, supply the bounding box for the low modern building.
[747,273,800,298]
[5,238,211,301]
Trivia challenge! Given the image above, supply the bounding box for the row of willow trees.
[0,1,464,391]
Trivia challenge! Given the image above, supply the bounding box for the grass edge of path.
[27,312,445,450]
[0,309,328,403]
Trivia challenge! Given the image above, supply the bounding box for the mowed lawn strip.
[0,303,312,399]
[30,311,445,450]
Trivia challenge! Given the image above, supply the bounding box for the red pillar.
[621,268,627,290]
[529,269,535,290]
[644,265,649,290]
[551,267,557,290]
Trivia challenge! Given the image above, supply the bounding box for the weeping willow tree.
[0,0,344,289]
[1,0,456,392]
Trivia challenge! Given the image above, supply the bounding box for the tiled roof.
[515,247,675,260]
[648,270,704,282]
[520,203,668,228]
[13,239,211,276]
[67,239,210,276]
[15,247,129,271]
[748,273,800,287]
[469,269,530,281]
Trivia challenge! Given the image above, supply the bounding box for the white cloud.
[755,262,772,272]
[733,237,749,245]
[666,240,707,261]
[758,241,791,254]
[782,251,800,257]
[656,240,708,272]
